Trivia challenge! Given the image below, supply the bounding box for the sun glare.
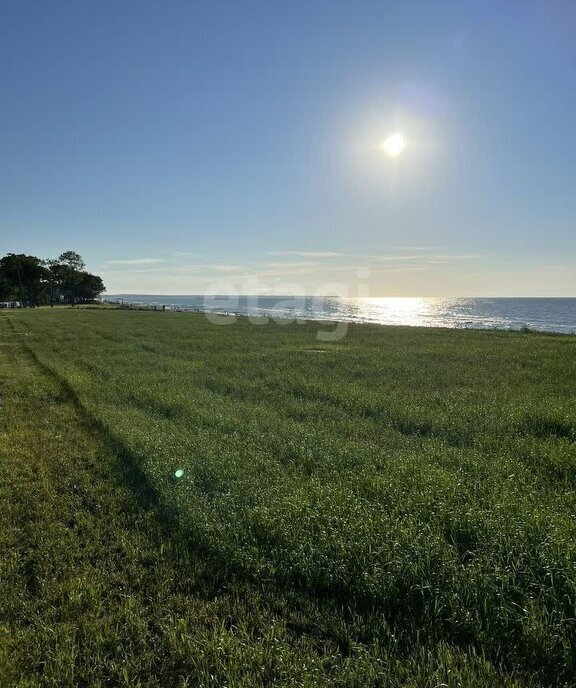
[381,133,407,157]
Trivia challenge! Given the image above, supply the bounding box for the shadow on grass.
[17,334,573,686]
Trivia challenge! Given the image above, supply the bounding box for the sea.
[105,296,576,334]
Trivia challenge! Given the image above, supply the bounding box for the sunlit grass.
[2,308,575,686]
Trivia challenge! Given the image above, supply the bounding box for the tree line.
[0,251,105,307]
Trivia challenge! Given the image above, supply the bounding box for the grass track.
[1,308,575,686]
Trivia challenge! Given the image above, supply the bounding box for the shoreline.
[102,298,576,336]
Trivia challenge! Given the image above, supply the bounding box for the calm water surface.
[107,296,576,334]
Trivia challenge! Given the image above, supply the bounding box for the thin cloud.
[267,261,321,268]
[429,254,486,261]
[204,264,245,272]
[394,246,441,252]
[171,251,205,258]
[368,255,424,262]
[252,264,371,278]
[253,267,319,278]
[105,258,167,265]
[101,263,247,275]
[269,251,343,258]
[368,264,431,273]
[370,253,486,263]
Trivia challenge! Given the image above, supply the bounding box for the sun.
[380,133,407,157]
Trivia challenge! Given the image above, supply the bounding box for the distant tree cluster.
[0,251,105,307]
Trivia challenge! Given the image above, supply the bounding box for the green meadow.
[1,307,575,687]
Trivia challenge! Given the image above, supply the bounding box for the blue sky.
[1,0,575,295]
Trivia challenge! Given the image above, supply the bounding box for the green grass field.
[1,307,575,687]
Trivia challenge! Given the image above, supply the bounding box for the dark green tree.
[0,273,14,302]
[0,254,48,307]
[57,251,87,306]
[0,251,105,307]
[41,259,61,307]
[58,251,85,272]
[76,272,105,301]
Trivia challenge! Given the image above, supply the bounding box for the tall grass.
[5,308,576,686]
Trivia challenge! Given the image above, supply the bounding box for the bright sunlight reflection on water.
[356,297,431,326]
[107,296,576,333]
